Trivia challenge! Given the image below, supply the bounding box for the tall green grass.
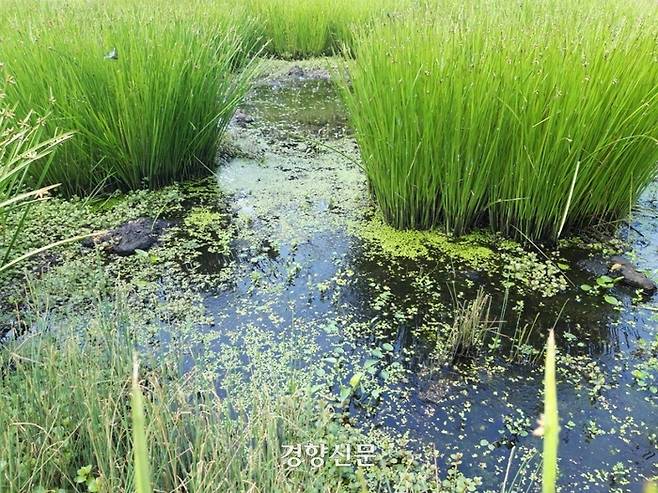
[0,299,441,492]
[341,0,658,240]
[131,356,152,493]
[244,0,406,59]
[542,330,559,493]
[0,315,327,492]
[0,85,72,269]
[1,0,258,195]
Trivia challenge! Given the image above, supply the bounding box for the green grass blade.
[132,354,152,493]
[542,329,559,493]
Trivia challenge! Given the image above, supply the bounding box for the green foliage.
[183,206,232,254]
[131,357,152,493]
[1,0,259,195]
[340,0,658,240]
[435,289,493,363]
[542,330,559,493]
[244,0,405,59]
[0,299,447,492]
[0,83,72,269]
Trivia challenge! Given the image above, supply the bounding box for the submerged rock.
[232,109,254,128]
[82,217,172,256]
[286,65,331,81]
[609,255,657,292]
[287,65,305,78]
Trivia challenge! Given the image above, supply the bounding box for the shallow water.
[208,76,657,491]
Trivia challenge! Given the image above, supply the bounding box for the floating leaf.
[604,295,620,306]
[339,386,352,402]
[580,284,592,292]
[596,275,614,287]
[349,372,364,388]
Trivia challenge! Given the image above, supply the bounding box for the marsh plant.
[0,317,330,492]
[244,0,405,59]
[341,0,658,240]
[0,298,448,492]
[432,289,497,366]
[540,330,559,493]
[0,89,71,270]
[1,0,259,195]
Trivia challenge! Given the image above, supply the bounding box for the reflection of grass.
[341,0,658,240]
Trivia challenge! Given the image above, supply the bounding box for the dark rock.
[609,255,657,292]
[82,217,172,256]
[232,109,254,128]
[287,65,305,78]
[285,65,331,81]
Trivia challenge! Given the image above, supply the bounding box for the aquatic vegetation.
[341,0,658,240]
[356,214,494,266]
[0,95,71,270]
[437,289,494,363]
[243,0,404,59]
[1,8,657,487]
[541,330,559,493]
[357,214,569,296]
[131,357,152,493]
[0,303,450,492]
[183,206,232,255]
[631,333,658,396]
[1,0,259,195]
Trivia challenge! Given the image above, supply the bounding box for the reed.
[0,90,71,269]
[1,0,259,195]
[244,0,406,59]
[541,330,559,493]
[131,356,152,493]
[341,0,658,240]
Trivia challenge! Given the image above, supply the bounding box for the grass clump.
[0,78,72,269]
[1,0,258,195]
[341,0,658,241]
[440,289,494,362]
[245,0,405,59]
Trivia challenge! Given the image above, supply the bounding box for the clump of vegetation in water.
[184,207,232,255]
[356,214,570,296]
[356,214,495,266]
[243,0,407,59]
[1,0,259,195]
[340,0,658,241]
